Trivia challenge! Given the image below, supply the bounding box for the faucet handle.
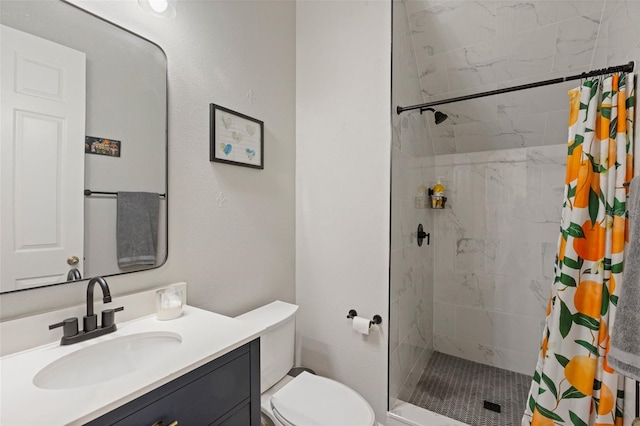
[49,318,79,338]
[101,306,124,328]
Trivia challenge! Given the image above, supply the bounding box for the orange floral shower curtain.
[522,73,635,426]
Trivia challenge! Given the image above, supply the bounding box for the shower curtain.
[522,73,635,426]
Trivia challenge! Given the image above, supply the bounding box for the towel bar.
[84,190,166,198]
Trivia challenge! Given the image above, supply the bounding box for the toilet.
[236,301,376,426]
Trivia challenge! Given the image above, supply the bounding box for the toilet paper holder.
[347,309,382,327]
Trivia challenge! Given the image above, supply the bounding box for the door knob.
[67,256,79,265]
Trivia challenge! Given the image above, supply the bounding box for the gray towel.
[117,192,159,268]
[608,176,640,381]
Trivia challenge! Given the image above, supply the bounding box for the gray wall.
[0,0,296,320]
[295,1,391,422]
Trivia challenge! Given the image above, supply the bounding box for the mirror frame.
[0,0,169,294]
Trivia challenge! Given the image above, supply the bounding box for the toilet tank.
[235,301,299,392]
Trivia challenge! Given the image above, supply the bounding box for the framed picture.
[85,136,121,157]
[209,104,264,169]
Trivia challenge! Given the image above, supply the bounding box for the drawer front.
[211,403,251,426]
[113,352,250,426]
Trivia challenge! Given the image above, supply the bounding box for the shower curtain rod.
[396,61,635,115]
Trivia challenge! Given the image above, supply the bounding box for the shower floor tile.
[407,352,532,426]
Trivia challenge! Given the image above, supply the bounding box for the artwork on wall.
[209,103,264,169]
[85,136,121,157]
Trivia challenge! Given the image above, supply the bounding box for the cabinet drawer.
[211,402,250,426]
[112,352,250,425]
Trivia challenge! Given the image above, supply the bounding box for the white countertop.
[0,305,264,425]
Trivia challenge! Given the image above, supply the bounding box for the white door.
[1,25,86,292]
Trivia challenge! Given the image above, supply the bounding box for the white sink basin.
[33,331,182,390]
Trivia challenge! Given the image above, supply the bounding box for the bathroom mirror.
[0,1,167,293]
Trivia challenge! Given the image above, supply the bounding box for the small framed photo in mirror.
[209,104,264,169]
[85,136,121,157]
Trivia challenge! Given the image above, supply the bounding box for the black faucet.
[66,268,82,281]
[84,276,112,332]
[49,276,124,345]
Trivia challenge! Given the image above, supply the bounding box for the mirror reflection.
[0,1,168,293]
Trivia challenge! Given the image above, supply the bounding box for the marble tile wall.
[405,0,640,155]
[390,0,640,400]
[390,0,436,408]
[430,145,566,375]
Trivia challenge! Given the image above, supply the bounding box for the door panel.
[1,25,86,291]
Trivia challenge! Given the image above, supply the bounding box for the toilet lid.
[270,371,375,426]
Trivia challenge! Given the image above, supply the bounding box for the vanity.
[1,3,262,424]
[86,337,260,426]
[0,290,264,426]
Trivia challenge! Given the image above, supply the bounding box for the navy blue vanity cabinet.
[85,339,260,426]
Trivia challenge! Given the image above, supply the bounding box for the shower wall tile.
[455,306,542,354]
[543,110,571,146]
[526,144,566,165]
[433,302,456,337]
[397,346,430,402]
[454,238,499,273]
[525,164,544,205]
[602,0,640,42]
[400,112,434,158]
[393,0,640,399]
[431,146,564,373]
[590,0,640,69]
[389,348,402,409]
[496,75,580,120]
[553,12,602,72]
[495,240,542,279]
[434,333,539,376]
[418,53,450,97]
[390,0,435,404]
[435,94,499,127]
[541,242,557,282]
[496,1,604,38]
[391,341,412,396]
[433,334,497,367]
[390,198,408,251]
[392,149,411,203]
[454,113,548,152]
[409,1,497,57]
[434,270,488,309]
[489,26,557,83]
[541,163,567,204]
[390,248,410,304]
[488,275,548,318]
[511,203,562,242]
[430,125,457,156]
[406,0,626,155]
[493,346,539,376]
[390,298,400,354]
[445,44,500,91]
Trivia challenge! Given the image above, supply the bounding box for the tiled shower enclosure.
[390,0,640,423]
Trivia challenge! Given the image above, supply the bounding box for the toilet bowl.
[236,301,376,426]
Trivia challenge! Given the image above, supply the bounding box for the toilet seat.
[269,371,375,426]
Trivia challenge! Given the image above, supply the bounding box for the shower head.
[434,110,449,125]
[421,107,449,125]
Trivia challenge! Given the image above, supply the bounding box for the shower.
[389,1,639,425]
[420,107,448,125]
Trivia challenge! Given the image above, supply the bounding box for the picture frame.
[85,136,121,157]
[209,103,264,169]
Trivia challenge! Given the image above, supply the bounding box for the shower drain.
[483,400,502,413]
